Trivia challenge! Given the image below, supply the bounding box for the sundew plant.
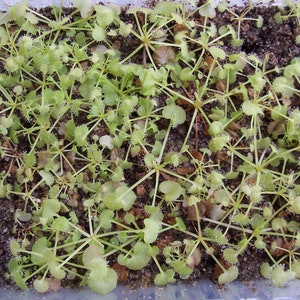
[0,0,300,295]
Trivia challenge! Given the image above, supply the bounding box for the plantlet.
[220,4,263,46]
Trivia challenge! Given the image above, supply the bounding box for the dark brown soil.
[0,199,13,287]
[0,1,299,290]
[213,5,300,68]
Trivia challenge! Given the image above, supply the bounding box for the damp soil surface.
[0,2,299,290]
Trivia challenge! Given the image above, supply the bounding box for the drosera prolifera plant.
[0,0,300,295]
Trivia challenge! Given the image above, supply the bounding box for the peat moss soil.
[0,2,299,291]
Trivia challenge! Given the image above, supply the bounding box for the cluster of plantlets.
[0,0,300,295]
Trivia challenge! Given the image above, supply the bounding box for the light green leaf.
[31,237,51,265]
[162,104,186,127]
[99,209,114,229]
[42,198,61,219]
[25,12,39,25]
[103,184,136,211]
[11,270,28,290]
[257,15,263,28]
[248,71,266,92]
[291,260,300,279]
[242,100,263,116]
[231,213,250,225]
[88,268,117,295]
[209,135,230,152]
[49,262,66,280]
[33,279,49,293]
[159,181,182,202]
[179,67,196,81]
[118,242,151,270]
[38,170,55,187]
[208,121,224,136]
[154,269,176,285]
[92,25,106,42]
[0,182,10,198]
[24,152,36,168]
[143,209,163,244]
[82,245,104,268]
[273,77,295,97]
[0,26,8,44]
[139,68,162,96]
[198,2,216,18]
[209,46,226,60]
[10,240,21,256]
[144,153,156,168]
[69,67,83,78]
[51,216,69,232]
[204,228,228,245]
[72,0,94,18]
[89,257,108,280]
[144,218,160,243]
[272,265,295,287]
[74,124,89,147]
[175,217,186,231]
[218,266,238,284]
[0,116,13,128]
[284,61,300,79]
[271,105,288,120]
[223,248,238,264]
[95,5,117,27]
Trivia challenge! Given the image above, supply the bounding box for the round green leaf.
[159,181,182,202]
[273,77,295,97]
[10,240,21,256]
[209,135,230,152]
[103,184,136,211]
[49,262,66,280]
[218,266,239,284]
[144,218,161,244]
[242,100,263,116]
[154,269,176,285]
[162,104,186,127]
[209,46,226,60]
[92,26,106,42]
[33,279,49,293]
[179,67,196,81]
[208,121,224,136]
[82,245,103,268]
[223,248,238,264]
[272,265,295,287]
[88,268,117,295]
[51,216,69,232]
[73,0,94,18]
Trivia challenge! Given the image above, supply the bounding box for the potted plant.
[0,0,299,297]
